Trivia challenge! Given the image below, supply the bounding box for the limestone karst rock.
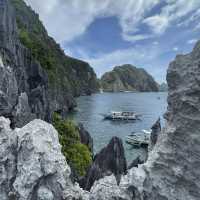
[148,118,161,152]
[0,116,88,200]
[82,137,127,191]
[0,0,50,127]
[78,123,93,154]
[0,0,99,128]
[101,64,159,92]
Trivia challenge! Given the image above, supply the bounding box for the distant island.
[100,64,159,92]
[159,82,168,92]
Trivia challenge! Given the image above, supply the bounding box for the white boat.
[104,111,140,121]
[126,130,151,147]
[123,91,132,93]
[100,88,104,93]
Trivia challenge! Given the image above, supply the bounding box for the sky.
[24,0,200,83]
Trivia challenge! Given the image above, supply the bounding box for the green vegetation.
[11,0,99,95]
[53,113,92,176]
[19,29,56,71]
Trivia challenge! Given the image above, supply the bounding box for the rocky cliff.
[0,0,99,127]
[82,137,127,191]
[0,0,50,127]
[0,117,88,200]
[101,64,159,92]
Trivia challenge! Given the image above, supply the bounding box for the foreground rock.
[128,156,144,169]
[0,117,88,200]
[90,41,200,200]
[82,137,127,191]
[78,123,93,154]
[101,64,158,92]
[148,118,161,152]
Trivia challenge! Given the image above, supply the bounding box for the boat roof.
[111,111,135,114]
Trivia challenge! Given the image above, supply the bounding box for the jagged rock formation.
[0,0,99,128]
[127,156,144,169]
[82,137,127,191]
[0,0,50,128]
[89,41,200,200]
[148,118,161,152]
[101,64,159,92]
[0,116,88,200]
[78,123,93,154]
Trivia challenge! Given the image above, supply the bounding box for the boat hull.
[104,116,137,120]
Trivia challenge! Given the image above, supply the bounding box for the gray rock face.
[0,0,50,127]
[0,116,88,200]
[127,156,144,169]
[0,0,99,128]
[78,123,93,154]
[83,137,127,191]
[90,42,200,199]
[148,118,161,152]
[101,65,159,92]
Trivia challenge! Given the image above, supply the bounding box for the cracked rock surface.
[0,117,88,200]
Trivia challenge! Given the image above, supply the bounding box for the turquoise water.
[70,92,168,163]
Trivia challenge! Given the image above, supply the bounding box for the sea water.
[70,92,167,163]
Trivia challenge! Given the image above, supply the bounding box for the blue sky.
[25,0,200,83]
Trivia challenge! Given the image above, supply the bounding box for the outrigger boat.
[126,130,151,147]
[103,111,140,121]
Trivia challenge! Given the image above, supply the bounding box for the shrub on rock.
[53,113,92,176]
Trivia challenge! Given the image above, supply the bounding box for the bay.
[69,92,168,163]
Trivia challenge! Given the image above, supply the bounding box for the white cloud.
[144,0,200,35]
[173,47,178,51]
[143,15,169,34]
[26,0,153,43]
[122,34,154,42]
[24,0,200,44]
[178,9,200,27]
[187,39,198,44]
[78,45,160,77]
